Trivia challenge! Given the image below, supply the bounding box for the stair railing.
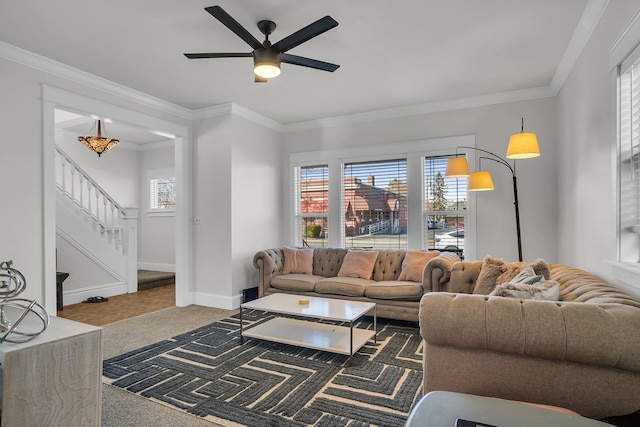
[55,146,127,251]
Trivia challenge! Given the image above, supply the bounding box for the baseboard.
[138,262,175,273]
[191,291,242,310]
[62,282,128,306]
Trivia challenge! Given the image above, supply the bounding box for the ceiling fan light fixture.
[254,49,281,78]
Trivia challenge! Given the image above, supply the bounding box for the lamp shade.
[506,132,540,159]
[445,157,470,178]
[468,170,494,191]
[254,49,281,78]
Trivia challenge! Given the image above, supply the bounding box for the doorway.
[42,85,191,315]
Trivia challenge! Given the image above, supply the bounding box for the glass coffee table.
[240,293,376,364]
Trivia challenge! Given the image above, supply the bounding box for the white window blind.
[619,51,640,262]
[295,165,329,247]
[424,155,468,258]
[343,159,407,249]
[148,172,176,212]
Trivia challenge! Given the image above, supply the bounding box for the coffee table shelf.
[240,293,376,362]
[242,317,375,355]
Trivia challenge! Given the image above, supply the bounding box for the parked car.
[434,229,464,250]
[427,220,445,229]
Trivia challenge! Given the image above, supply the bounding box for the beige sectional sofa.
[419,260,640,419]
[253,248,460,322]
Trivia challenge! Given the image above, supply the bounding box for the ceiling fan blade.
[184,52,253,59]
[254,75,268,83]
[282,54,340,72]
[205,5,263,50]
[272,16,338,53]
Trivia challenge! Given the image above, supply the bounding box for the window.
[148,168,176,215]
[290,136,476,254]
[424,155,467,258]
[343,159,407,249]
[295,165,329,247]
[611,15,640,289]
[618,51,640,263]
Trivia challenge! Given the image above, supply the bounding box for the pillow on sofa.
[509,266,544,284]
[337,250,378,279]
[398,250,440,282]
[490,280,561,301]
[473,256,550,295]
[282,247,314,275]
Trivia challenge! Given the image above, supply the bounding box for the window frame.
[610,10,640,290]
[289,135,477,258]
[147,167,176,217]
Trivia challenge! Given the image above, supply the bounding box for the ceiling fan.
[184,5,340,82]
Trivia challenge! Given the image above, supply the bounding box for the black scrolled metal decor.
[0,260,49,343]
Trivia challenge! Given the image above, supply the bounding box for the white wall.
[192,114,281,307]
[282,98,558,263]
[231,115,282,295]
[138,145,176,269]
[56,235,116,290]
[556,1,640,286]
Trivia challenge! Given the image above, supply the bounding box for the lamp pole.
[458,146,523,262]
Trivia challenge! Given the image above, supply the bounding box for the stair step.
[138,270,175,291]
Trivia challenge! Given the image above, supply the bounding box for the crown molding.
[191,103,283,132]
[0,0,609,134]
[0,41,193,120]
[551,0,610,91]
[282,86,556,133]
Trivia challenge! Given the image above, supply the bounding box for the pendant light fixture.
[78,119,119,157]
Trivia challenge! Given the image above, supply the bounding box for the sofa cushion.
[282,247,313,274]
[315,277,373,297]
[473,256,550,295]
[364,281,424,300]
[398,250,440,282]
[270,274,324,292]
[337,250,378,279]
[490,280,561,301]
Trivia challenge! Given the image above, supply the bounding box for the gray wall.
[557,0,640,284]
[138,144,176,268]
[282,98,558,263]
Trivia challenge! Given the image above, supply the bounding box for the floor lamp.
[445,119,540,262]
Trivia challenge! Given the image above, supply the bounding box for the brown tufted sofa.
[419,261,640,419]
[253,248,460,322]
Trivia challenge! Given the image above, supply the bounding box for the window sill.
[607,260,640,299]
[147,210,175,217]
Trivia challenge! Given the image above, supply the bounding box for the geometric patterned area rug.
[103,310,423,426]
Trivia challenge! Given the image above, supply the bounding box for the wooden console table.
[0,309,103,426]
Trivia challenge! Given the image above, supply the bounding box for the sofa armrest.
[419,293,640,374]
[422,252,461,293]
[253,248,284,297]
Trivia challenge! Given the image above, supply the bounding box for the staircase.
[55,146,138,301]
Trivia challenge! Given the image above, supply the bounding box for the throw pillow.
[337,250,379,279]
[398,250,440,282]
[282,247,314,275]
[490,280,561,301]
[473,256,551,295]
[509,266,544,285]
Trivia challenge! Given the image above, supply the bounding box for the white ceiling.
[1,0,596,132]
